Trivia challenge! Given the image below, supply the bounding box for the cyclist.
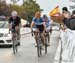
[9,11,21,46]
[31,11,46,47]
[42,15,52,46]
[63,10,75,30]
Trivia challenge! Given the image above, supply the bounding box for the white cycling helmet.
[11,11,17,17]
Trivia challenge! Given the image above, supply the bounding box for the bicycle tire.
[45,37,48,54]
[16,33,19,52]
[12,38,16,54]
[37,40,42,57]
[16,44,18,53]
[12,35,18,54]
[37,46,40,57]
[45,44,47,54]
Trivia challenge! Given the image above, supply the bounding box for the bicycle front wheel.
[37,40,42,57]
[45,37,48,54]
[12,38,16,54]
[12,36,18,54]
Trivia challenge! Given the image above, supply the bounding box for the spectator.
[63,9,75,30]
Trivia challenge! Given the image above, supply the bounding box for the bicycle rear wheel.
[37,46,41,57]
[45,44,47,54]
[45,37,48,54]
[12,38,16,54]
[37,40,42,57]
[15,40,18,53]
[12,36,18,54]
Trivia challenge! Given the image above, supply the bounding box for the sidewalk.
[54,29,75,63]
[0,31,60,63]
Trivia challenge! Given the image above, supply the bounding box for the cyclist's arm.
[18,20,21,28]
[19,23,21,28]
[18,17,21,28]
[9,17,12,28]
[8,18,11,33]
[31,17,35,30]
[31,21,35,31]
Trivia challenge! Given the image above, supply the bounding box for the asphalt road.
[0,31,60,63]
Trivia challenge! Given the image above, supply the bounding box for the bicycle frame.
[35,32,42,57]
[12,31,18,54]
[45,32,49,54]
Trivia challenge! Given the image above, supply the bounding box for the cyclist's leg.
[40,31,45,49]
[17,29,21,45]
[48,32,50,44]
[33,28,39,46]
[11,29,17,46]
[15,26,20,45]
[32,27,37,37]
[11,29,16,38]
[41,31,45,46]
[46,26,50,45]
[38,26,45,46]
[17,29,20,41]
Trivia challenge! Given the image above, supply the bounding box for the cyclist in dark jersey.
[9,11,21,45]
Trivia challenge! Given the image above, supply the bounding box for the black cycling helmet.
[43,14,47,19]
[72,10,75,15]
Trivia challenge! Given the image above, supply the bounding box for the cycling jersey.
[45,19,50,27]
[32,17,44,25]
[9,16,21,27]
[9,16,21,32]
[32,17,44,32]
[42,17,51,31]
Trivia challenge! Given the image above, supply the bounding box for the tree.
[0,3,12,16]
[22,0,43,23]
[10,5,25,17]
[0,0,42,23]
[0,3,25,17]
